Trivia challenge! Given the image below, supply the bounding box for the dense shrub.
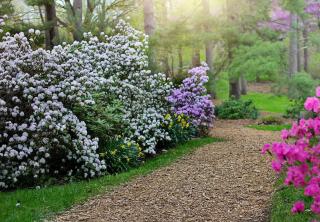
[259,115,284,125]
[216,98,259,120]
[65,22,173,154]
[167,64,215,133]
[0,20,214,189]
[263,87,320,215]
[288,73,315,101]
[0,32,106,189]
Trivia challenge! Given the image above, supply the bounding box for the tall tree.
[72,0,83,41]
[202,0,214,72]
[288,13,299,76]
[44,1,59,49]
[143,0,155,35]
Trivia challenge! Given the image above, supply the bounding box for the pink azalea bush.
[263,86,320,215]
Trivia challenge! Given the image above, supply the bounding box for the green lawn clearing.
[242,92,291,114]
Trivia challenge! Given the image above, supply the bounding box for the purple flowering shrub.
[262,87,320,215]
[167,64,214,133]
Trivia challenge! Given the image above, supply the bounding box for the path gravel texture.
[55,120,278,222]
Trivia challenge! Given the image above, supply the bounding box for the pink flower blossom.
[304,97,320,113]
[291,201,305,214]
[262,86,320,216]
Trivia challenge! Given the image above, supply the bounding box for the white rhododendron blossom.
[0,20,173,188]
[64,20,173,154]
[0,32,107,189]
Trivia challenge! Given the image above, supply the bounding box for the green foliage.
[215,72,230,101]
[260,116,284,125]
[0,137,220,222]
[73,93,127,146]
[216,98,259,120]
[309,52,320,79]
[229,40,286,82]
[280,0,306,15]
[158,114,196,149]
[284,99,304,119]
[0,0,14,16]
[288,72,315,100]
[99,139,143,174]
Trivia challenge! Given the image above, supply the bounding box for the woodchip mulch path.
[55,120,278,222]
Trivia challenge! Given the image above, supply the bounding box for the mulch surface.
[55,120,278,222]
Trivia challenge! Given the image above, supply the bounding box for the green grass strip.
[247,124,291,131]
[0,137,222,222]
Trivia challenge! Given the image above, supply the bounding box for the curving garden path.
[55,120,278,222]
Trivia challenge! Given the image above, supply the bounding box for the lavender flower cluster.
[167,64,214,130]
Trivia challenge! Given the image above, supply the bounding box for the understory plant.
[215,98,259,120]
[263,87,320,216]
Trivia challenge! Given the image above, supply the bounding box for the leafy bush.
[284,99,304,119]
[262,86,320,216]
[157,113,196,148]
[0,32,106,189]
[99,138,144,174]
[216,98,259,119]
[167,64,215,133]
[260,116,284,125]
[229,40,286,82]
[288,73,315,101]
[0,20,214,189]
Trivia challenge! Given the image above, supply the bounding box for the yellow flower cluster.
[164,113,190,129]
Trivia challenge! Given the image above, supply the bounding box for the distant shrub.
[216,98,259,119]
[288,73,315,101]
[260,116,283,125]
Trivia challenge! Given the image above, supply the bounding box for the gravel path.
[55,120,278,222]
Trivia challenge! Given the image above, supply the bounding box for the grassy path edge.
[1,137,222,222]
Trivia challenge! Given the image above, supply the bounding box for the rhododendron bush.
[167,64,214,133]
[263,87,320,215]
[0,20,214,189]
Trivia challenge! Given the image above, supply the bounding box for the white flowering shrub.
[0,32,106,189]
[64,21,173,154]
[0,20,177,189]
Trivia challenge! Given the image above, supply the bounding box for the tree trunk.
[202,0,214,72]
[73,0,83,41]
[178,46,183,74]
[240,74,247,95]
[230,78,241,99]
[44,2,59,49]
[288,13,298,77]
[192,48,201,67]
[143,0,155,36]
[297,26,301,72]
[303,20,309,72]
